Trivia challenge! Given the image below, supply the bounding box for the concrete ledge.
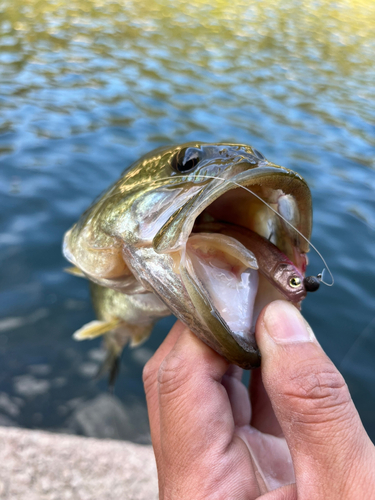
[0,427,158,499]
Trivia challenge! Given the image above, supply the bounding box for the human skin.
[143,300,375,499]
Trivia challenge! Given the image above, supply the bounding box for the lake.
[0,0,374,443]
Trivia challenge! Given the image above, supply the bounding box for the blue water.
[0,0,374,442]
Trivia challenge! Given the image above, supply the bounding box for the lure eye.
[171,147,201,173]
[289,276,302,288]
[303,275,320,292]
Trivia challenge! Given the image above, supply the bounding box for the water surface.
[0,0,374,442]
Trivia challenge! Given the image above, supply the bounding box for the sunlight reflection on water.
[0,0,374,442]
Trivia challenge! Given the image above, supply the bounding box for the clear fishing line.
[192,174,334,287]
[339,315,375,369]
[100,173,334,286]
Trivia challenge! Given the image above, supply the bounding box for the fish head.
[63,143,312,368]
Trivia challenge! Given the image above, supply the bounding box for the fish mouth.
[62,154,312,367]
[153,166,312,359]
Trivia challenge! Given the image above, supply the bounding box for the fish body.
[63,143,312,370]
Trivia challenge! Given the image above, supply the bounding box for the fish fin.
[95,334,126,387]
[95,323,154,388]
[73,319,120,341]
[64,266,86,278]
[108,356,121,392]
[95,351,122,390]
[103,322,154,350]
[129,324,153,347]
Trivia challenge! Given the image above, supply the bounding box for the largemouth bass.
[63,142,315,376]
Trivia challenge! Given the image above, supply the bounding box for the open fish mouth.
[63,143,313,368]
[151,165,312,354]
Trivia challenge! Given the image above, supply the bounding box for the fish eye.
[171,148,201,173]
[289,276,302,288]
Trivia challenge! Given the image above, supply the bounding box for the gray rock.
[67,393,151,443]
[0,426,157,500]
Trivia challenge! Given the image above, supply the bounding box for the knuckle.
[142,358,158,394]
[283,360,351,420]
[157,352,189,398]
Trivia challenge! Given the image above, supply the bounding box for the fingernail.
[263,300,315,344]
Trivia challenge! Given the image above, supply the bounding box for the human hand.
[143,300,375,499]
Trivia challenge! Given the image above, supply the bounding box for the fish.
[63,142,314,375]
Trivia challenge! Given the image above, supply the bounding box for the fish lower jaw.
[179,231,259,343]
[171,179,310,350]
[177,221,303,348]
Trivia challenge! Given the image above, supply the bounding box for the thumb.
[256,300,375,499]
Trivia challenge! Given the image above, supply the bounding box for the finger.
[225,364,243,381]
[157,328,261,499]
[158,327,230,449]
[256,300,375,498]
[143,319,185,411]
[249,368,282,437]
[236,425,294,495]
[222,365,250,427]
[142,320,185,483]
[143,319,185,424]
[259,483,296,500]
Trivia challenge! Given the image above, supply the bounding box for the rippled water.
[0,0,374,442]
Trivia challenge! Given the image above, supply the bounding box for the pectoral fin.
[64,266,86,278]
[73,316,155,388]
[73,319,120,340]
